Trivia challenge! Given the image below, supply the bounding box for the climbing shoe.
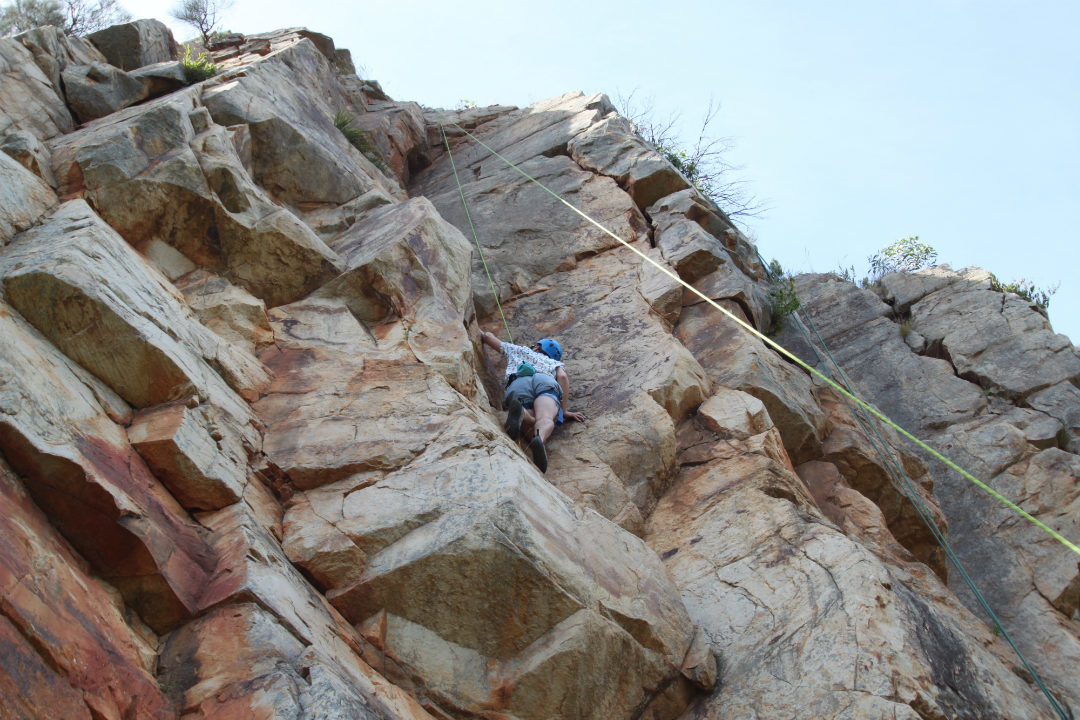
[529,434,548,474]
[504,399,524,440]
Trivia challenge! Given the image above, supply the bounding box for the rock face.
[0,20,1076,720]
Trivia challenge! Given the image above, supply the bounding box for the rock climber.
[479,330,586,473]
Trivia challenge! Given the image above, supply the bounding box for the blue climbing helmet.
[536,338,563,361]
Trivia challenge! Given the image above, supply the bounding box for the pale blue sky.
[125,0,1078,342]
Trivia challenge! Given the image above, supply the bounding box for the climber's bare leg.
[532,395,558,443]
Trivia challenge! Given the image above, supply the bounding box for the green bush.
[868,236,937,280]
[333,111,386,171]
[988,274,1058,312]
[181,46,218,83]
[767,259,801,334]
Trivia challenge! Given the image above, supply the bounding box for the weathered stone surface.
[14,25,106,88]
[318,446,699,720]
[0,36,73,140]
[51,93,345,307]
[318,197,480,396]
[256,330,479,491]
[648,418,1057,719]
[929,445,1080,713]
[0,455,173,719]
[816,389,947,577]
[697,386,772,438]
[788,269,1080,714]
[0,201,269,418]
[488,245,711,513]
[568,112,690,209]
[202,38,404,207]
[0,302,215,632]
[86,18,179,71]
[879,264,965,314]
[654,218,727,284]
[1,128,57,186]
[911,270,1080,399]
[295,187,396,240]
[423,153,649,316]
[176,268,275,354]
[263,272,700,718]
[128,402,248,510]
[0,150,55,244]
[1027,380,1080,453]
[781,274,987,433]
[62,61,150,123]
[159,602,432,720]
[677,300,823,463]
[685,256,774,331]
[349,98,429,184]
[414,91,615,192]
[647,188,763,280]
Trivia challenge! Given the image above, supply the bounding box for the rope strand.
[449,120,1080,560]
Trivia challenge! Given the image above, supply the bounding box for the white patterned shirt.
[500,342,564,381]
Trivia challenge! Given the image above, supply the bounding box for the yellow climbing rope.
[449,121,1080,561]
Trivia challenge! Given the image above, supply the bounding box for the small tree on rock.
[170,0,230,43]
[868,236,937,280]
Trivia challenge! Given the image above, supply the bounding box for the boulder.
[878,264,965,314]
[0,128,56,186]
[568,112,690,209]
[129,59,188,97]
[312,446,701,720]
[654,218,728,283]
[0,36,73,140]
[127,402,248,511]
[14,25,106,92]
[647,188,763,280]
[51,93,345,307]
[0,150,55,245]
[86,18,179,71]
[62,61,150,123]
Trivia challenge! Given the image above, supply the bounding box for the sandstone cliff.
[0,19,1077,720]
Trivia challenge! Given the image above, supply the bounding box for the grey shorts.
[504,373,564,424]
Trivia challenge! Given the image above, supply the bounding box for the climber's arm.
[479,330,502,352]
[556,367,586,423]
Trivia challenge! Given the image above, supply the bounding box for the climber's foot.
[504,399,524,440]
[529,434,548,474]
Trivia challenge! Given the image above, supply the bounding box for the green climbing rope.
[448,120,1080,562]
[441,124,514,344]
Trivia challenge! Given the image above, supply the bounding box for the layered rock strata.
[0,18,1075,720]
